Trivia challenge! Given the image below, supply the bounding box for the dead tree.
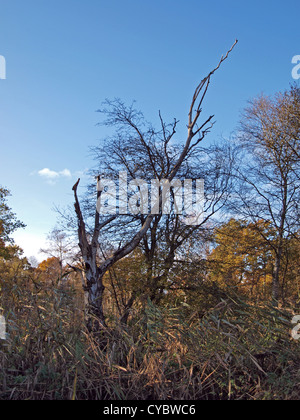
[72,41,238,331]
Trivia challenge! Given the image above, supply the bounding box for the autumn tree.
[208,219,274,300]
[233,85,300,303]
[37,257,64,286]
[0,187,25,259]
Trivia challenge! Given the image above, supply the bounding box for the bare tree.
[112,142,236,323]
[40,227,75,279]
[72,41,238,331]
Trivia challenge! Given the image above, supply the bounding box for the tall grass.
[1,279,299,400]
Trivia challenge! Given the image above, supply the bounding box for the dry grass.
[1,280,300,400]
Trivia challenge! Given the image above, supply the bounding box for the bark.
[272,250,282,305]
[272,231,284,305]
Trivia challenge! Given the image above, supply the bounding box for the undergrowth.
[0,281,300,400]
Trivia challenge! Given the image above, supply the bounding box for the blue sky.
[0,0,299,259]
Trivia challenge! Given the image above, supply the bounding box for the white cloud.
[59,169,72,178]
[38,168,72,184]
[12,231,47,262]
[38,168,60,179]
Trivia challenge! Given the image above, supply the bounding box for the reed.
[1,280,299,400]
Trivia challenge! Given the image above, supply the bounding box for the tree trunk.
[119,292,137,325]
[272,246,283,306]
[83,265,107,331]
